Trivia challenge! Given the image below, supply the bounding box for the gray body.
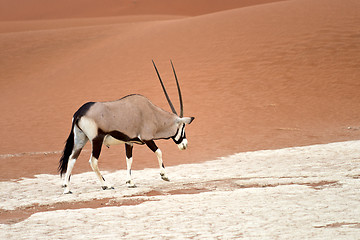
[89,94,178,142]
[59,61,194,194]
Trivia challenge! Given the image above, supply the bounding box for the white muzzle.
[178,139,188,150]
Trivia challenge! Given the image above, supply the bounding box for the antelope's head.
[152,60,195,150]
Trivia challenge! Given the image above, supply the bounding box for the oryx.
[59,60,194,194]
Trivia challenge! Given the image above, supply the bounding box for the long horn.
[152,60,178,115]
[170,60,183,117]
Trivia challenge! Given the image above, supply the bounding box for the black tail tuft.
[58,102,95,176]
[58,128,74,176]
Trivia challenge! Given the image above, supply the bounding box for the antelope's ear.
[177,117,195,125]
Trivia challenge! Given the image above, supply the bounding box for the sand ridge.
[1,0,360,180]
[1,0,360,237]
[0,0,285,21]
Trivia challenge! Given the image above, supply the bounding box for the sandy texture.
[0,0,282,21]
[1,141,359,239]
[1,0,360,237]
[1,0,360,180]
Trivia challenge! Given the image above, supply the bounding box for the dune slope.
[0,0,360,179]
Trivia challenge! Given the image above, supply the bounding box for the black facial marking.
[173,127,179,138]
[180,127,185,139]
[173,137,182,144]
[172,124,186,144]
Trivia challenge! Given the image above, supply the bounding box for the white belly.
[103,135,125,147]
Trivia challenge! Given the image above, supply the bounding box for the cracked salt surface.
[1,141,360,239]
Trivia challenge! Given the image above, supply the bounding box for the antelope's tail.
[58,121,75,176]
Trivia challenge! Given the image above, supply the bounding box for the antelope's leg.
[63,125,88,194]
[145,140,169,181]
[125,143,136,187]
[89,135,114,190]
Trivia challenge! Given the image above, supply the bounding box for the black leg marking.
[125,143,133,159]
[72,148,82,160]
[92,135,104,159]
[145,140,158,153]
[160,172,170,181]
[125,143,136,188]
[126,180,137,188]
[102,185,115,190]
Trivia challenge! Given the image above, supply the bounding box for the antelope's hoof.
[63,190,73,194]
[126,181,137,188]
[102,186,115,190]
[160,174,170,182]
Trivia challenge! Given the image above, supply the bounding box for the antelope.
[59,60,194,194]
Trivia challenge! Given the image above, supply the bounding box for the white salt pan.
[1,141,359,239]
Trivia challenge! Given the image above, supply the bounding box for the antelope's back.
[83,94,177,140]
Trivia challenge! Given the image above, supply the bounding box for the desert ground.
[0,0,360,238]
[0,141,359,239]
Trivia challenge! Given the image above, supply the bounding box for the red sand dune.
[0,0,282,20]
[0,0,360,180]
